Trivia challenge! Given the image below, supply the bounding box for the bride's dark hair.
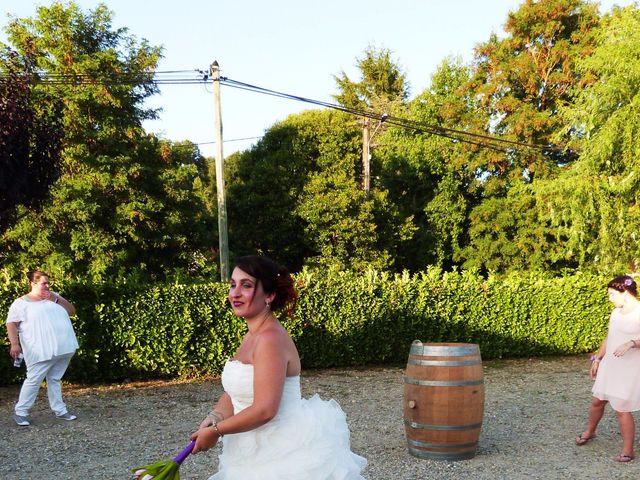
[233,255,297,316]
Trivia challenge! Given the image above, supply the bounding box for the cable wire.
[218,77,559,155]
[2,68,565,155]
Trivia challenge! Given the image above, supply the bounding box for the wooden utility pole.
[362,117,370,196]
[211,61,229,281]
[362,113,388,197]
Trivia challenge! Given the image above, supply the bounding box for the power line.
[0,69,207,85]
[0,69,259,147]
[165,136,262,151]
[2,68,566,155]
[218,77,560,155]
[195,136,262,145]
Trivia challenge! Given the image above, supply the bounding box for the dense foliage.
[546,5,640,274]
[0,49,63,233]
[2,1,639,280]
[222,1,640,277]
[0,269,611,385]
[0,2,218,283]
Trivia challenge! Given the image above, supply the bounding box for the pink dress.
[592,306,640,412]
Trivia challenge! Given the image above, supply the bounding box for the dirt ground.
[0,355,639,479]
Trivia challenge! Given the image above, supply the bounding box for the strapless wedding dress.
[209,360,367,479]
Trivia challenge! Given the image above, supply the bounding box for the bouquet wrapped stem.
[133,440,195,480]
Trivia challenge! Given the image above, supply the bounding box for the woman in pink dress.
[576,275,640,462]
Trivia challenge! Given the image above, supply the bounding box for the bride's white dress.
[209,360,367,479]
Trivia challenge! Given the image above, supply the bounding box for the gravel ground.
[1,355,639,479]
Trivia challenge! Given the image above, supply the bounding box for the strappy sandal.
[575,433,596,446]
[613,454,634,463]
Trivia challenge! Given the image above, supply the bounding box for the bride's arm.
[191,331,287,453]
[198,392,234,429]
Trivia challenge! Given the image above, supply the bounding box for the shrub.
[0,269,610,385]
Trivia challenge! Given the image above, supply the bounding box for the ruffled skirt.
[209,394,367,479]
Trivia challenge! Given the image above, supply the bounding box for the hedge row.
[0,269,611,385]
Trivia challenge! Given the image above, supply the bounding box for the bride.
[191,255,367,479]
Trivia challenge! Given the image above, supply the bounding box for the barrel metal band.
[407,358,481,367]
[407,437,478,450]
[409,344,479,356]
[407,446,476,460]
[404,419,483,430]
[404,377,483,387]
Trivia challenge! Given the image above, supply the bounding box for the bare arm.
[595,336,606,359]
[51,292,76,316]
[6,322,21,359]
[191,330,288,453]
[198,392,234,430]
[590,336,607,379]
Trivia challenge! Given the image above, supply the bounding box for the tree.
[0,49,63,233]
[466,0,599,189]
[455,0,602,272]
[296,169,395,271]
[225,109,360,270]
[225,105,412,272]
[559,5,640,176]
[538,5,640,273]
[378,58,475,271]
[460,182,575,273]
[334,45,409,114]
[0,2,216,281]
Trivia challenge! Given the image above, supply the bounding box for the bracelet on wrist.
[590,355,601,363]
[211,421,223,437]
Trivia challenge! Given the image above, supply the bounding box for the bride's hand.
[191,426,220,454]
[199,410,224,429]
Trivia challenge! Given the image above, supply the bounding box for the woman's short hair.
[26,270,48,284]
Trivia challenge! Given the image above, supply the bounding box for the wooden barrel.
[403,341,484,461]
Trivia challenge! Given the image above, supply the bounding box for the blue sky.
[1,0,635,157]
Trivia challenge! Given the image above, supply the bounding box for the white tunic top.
[6,296,79,364]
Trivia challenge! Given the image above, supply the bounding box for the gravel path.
[1,355,639,479]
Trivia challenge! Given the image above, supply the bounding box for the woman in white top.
[6,270,79,426]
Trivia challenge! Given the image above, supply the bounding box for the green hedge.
[0,269,611,385]
[290,269,610,367]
